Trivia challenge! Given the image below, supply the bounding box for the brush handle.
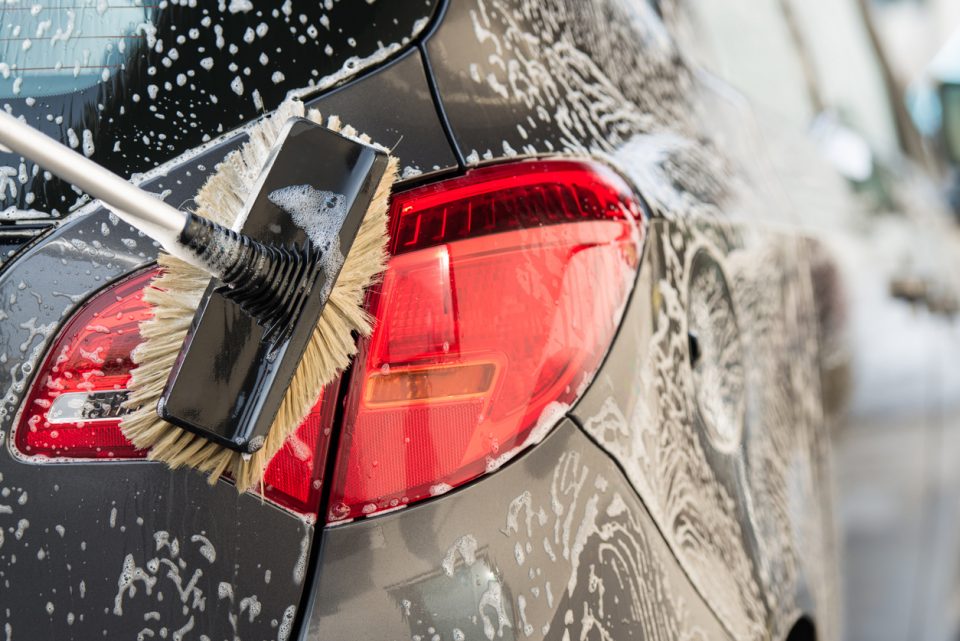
[0,109,187,239]
[178,213,324,349]
[0,109,329,351]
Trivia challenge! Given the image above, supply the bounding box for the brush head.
[158,118,388,454]
[120,101,397,489]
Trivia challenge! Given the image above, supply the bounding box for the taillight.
[17,270,154,460]
[14,159,642,521]
[327,159,643,523]
[14,268,334,516]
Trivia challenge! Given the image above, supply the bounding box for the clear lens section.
[327,160,643,523]
[46,390,131,424]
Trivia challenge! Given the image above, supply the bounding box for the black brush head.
[177,213,325,350]
[158,118,389,453]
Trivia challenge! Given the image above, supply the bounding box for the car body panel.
[423,0,691,167]
[572,219,837,641]
[421,0,840,639]
[303,419,733,641]
[306,48,460,180]
[0,224,53,268]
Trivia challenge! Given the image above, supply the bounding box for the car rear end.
[0,1,840,640]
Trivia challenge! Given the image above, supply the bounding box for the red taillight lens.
[17,270,155,460]
[15,159,641,521]
[327,159,643,522]
[260,389,336,513]
[15,268,334,515]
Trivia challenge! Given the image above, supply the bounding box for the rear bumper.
[299,419,731,640]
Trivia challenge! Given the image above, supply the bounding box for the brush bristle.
[120,100,397,493]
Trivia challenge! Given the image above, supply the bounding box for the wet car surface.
[0,0,955,639]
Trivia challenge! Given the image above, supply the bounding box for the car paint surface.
[573,219,837,641]
[304,0,843,639]
[304,420,733,641]
[421,0,839,631]
[308,48,460,180]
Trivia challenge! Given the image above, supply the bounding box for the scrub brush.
[0,100,396,491]
[123,101,396,490]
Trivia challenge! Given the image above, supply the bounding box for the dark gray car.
[3,0,942,639]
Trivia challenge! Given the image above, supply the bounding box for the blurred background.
[847,3,960,641]
[674,0,960,639]
[827,2,960,640]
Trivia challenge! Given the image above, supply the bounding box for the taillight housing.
[12,158,643,522]
[14,268,335,516]
[327,159,643,522]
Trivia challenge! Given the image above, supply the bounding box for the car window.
[786,0,901,161]
[679,0,816,131]
[0,1,437,217]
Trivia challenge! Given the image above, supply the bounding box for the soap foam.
[268,184,350,296]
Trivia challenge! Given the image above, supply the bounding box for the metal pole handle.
[0,110,187,238]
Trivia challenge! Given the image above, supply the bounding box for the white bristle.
[120,100,397,492]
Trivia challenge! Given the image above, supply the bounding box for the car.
[0,0,955,639]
